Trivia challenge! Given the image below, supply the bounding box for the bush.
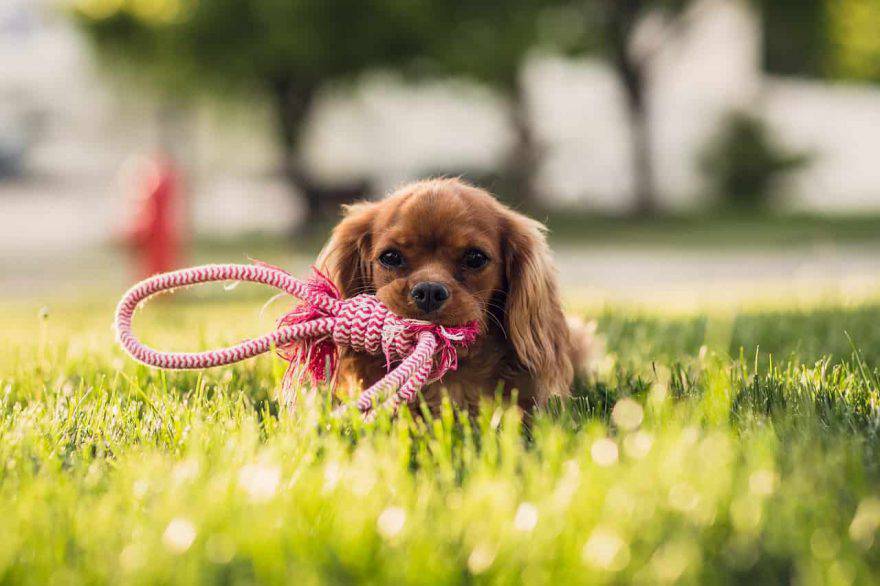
[700,110,812,210]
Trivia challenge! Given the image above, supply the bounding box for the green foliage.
[759,0,830,77]
[827,0,880,82]
[70,0,421,92]
[757,0,880,83]
[1,295,880,582]
[69,0,582,96]
[700,111,811,210]
[420,1,591,91]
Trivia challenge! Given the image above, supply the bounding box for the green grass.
[543,211,880,249]
[1,294,880,584]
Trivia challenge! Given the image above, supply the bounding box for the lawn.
[1,291,879,584]
[544,211,880,249]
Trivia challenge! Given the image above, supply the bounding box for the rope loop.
[114,262,479,413]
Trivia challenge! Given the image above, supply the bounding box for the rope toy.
[114,262,479,414]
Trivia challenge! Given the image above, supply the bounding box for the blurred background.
[2,0,880,308]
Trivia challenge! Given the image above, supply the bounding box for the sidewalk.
[4,239,880,311]
[554,243,880,310]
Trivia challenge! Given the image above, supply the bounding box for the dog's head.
[319,178,571,395]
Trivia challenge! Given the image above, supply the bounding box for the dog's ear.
[502,210,573,403]
[317,201,377,297]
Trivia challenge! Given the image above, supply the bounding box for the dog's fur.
[318,178,590,412]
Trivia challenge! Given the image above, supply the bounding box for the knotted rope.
[114,262,479,414]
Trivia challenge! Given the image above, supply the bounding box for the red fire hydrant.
[122,154,184,278]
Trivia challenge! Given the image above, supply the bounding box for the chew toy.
[114,262,479,414]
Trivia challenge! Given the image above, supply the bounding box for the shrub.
[700,110,812,210]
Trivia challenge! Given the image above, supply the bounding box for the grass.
[1,292,880,584]
[543,211,880,249]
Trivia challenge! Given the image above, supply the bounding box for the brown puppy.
[318,178,583,412]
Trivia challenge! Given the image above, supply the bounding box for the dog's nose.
[410,282,450,314]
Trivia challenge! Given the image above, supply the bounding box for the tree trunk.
[606,0,657,217]
[272,79,323,227]
[504,88,541,209]
[272,79,372,231]
[623,80,656,217]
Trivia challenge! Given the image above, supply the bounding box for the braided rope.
[114,263,478,413]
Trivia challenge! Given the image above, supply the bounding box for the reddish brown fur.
[318,178,577,412]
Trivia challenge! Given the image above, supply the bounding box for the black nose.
[410,282,450,314]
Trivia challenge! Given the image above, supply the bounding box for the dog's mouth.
[399,307,474,327]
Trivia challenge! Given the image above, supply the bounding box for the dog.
[318,178,596,412]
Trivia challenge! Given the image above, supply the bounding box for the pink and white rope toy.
[114,262,479,414]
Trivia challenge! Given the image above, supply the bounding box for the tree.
[582,0,696,216]
[70,0,580,222]
[826,0,880,82]
[760,0,829,78]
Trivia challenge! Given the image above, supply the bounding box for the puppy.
[318,178,590,412]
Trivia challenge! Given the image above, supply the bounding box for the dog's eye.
[378,249,405,268]
[463,248,489,270]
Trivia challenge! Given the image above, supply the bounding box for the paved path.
[553,243,880,309]
[4,241,880,311]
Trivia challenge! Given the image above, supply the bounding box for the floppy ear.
[503,211,573,402]
[317,202,377,297]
